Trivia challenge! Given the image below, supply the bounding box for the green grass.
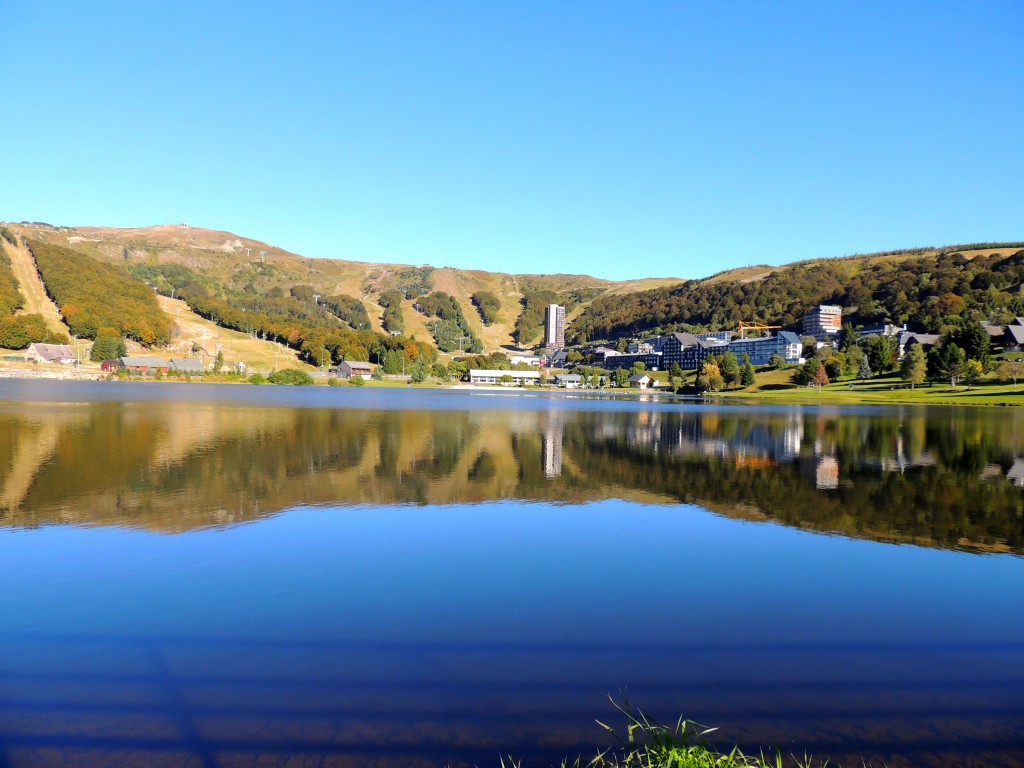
[705,368,1022,407]
[493,700,830,768]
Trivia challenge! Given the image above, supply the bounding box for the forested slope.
[570,245,1024,342]
[27,238,173,343]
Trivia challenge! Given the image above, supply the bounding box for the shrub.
[248,373,267,385]
[268,368,314,386]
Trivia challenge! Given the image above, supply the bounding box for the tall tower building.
[544,304,566,350]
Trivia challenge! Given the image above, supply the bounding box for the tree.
[947,320,991,369]
[409,363,428,383]
[793,358,823,386]
[928,342,967,386]
[963,359,984,389]
[994,360,1024,388]
[838,323,860,352]
[740,360,756,387]
[900,344,926,388]
[717,351,740,388]
[90,329,127,361]
[811,363,830,391]
[669,362,684,379]
[768,354,786,370]
[630,361,646,375]
[863,334,897,374]
[696,360,724,392]
[858,355,873,381]
[214,350,225,373]
[613,367,630,387]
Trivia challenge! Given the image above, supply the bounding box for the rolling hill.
[2,221,1023,368]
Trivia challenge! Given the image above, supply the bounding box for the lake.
[1,380,1022,768]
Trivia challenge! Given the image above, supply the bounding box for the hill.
[3,222,677,361]
[570,242,1024,342]
[4,221,1023,365]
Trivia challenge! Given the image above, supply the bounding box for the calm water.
[1,381,1023,767]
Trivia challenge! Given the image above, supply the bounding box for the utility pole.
[313,294,321,305]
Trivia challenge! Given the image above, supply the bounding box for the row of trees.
[470,291,501,325]
[321,294,371,330]
[414,291,483,353]
[0,314,69,349]
[377,290,405,335]
[0,230,26,317]
[28,239,172,344]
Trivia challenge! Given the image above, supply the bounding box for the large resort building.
[590,330,803,372]
[801,304,843,341]
[544,304,566,350]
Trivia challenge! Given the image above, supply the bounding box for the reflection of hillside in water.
[565,408,1024,553]
[2,403,1023,552]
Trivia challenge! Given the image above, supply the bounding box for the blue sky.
[2,1,1022,281]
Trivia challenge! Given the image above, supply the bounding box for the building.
[801,305,843,340]
[860,323,906,338]
[553,374,582,388]
[333,360,373,379]
[727,331,803,366]
[469,369,542,386]
[169,358,205,374]
[897,331,941,358]
[661,333,728,370]
[628,373,653,389]
[510,354,541,367]
[544,304,566,350]
[25,343,77,364]
[118,356,170,374]
[593,351,663,371]
[1003,324,1024,351]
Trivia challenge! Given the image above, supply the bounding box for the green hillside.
[570,243,1024,343]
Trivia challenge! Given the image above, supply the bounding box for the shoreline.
[1,362,1020,407]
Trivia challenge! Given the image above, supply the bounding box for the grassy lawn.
[709,366,1022,406]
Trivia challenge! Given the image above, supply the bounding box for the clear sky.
[2,1,1022,281]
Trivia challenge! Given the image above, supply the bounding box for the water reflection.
[2,394,1023,553]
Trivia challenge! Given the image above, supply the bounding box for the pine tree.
[858,356,873,381]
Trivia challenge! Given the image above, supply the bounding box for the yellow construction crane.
[737,321,781,339]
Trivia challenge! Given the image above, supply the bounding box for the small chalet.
[554,374,581,389]
[628,373,653,389]
[1003,324,1024,352]
[333,360,373,379]
[118,356,170,374]
[25,343,76,364]
[897,331,941,358]
[170,358,205,374]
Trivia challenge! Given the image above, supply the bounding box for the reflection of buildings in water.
[1006,458,1024,487]
[798,454,840,490]
[782,412,803,460]
[541,411,565,478]
[814,456,839,490]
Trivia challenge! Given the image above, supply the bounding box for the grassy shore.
[495,702,831,768]
[708,366,1021,407]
